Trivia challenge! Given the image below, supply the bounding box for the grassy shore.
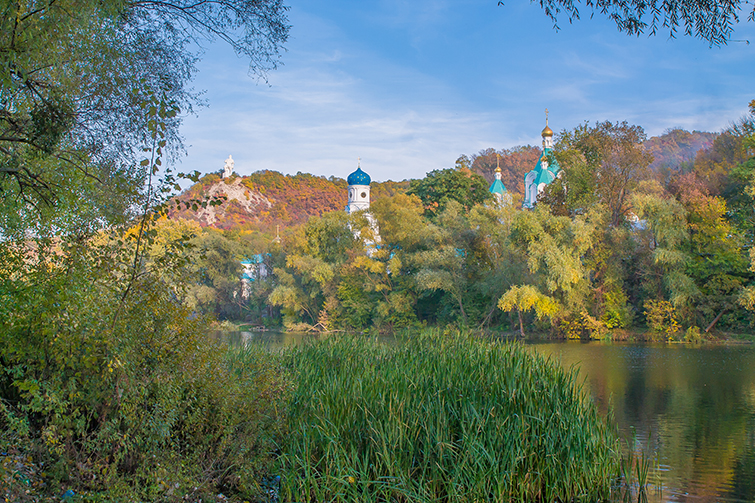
[278,331,621,502]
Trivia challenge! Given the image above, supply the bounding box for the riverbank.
[3,330,628,502]
[225,320,755,344]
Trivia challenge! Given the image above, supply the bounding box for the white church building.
[522,112,561,209]
[486,111,560,208]
[345,161,371,214]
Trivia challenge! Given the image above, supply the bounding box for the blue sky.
[179,0,755,183]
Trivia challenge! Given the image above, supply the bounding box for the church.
[485,111,560,208]
[343,112,560,214]
[522,112,560,208]
[345,160,371,215]
[345,160,380,247]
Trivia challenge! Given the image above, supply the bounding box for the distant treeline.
[162,117,753,339]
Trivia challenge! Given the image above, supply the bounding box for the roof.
[347,167,371,186]
[489,179,507,194]
[241,253,265,265]
[535,148,560,176]
[533,166,555,186]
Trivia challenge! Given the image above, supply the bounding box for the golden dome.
[541,125,554,137]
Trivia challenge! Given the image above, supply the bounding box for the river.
[228,332,755,502]
[531,341,755,503]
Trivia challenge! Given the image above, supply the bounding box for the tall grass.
[279,331,621,502]
[617,432,657,503]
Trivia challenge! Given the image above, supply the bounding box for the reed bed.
[279,332,621,502]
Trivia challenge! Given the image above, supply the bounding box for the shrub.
[0,236,289,501]
[683,325,703,342]
[643,299,680,340]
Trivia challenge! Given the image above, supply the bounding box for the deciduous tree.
[408,162,492,218]
[556,121,652,226]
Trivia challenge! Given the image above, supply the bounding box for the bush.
[279,332,620,502]
[643,299,680,340]
[683,325,703,342]
[0,236,289,501]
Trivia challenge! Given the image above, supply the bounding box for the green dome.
[347,167,371,185]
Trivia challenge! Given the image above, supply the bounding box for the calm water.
[531,341,755,503]
[229,332,755,502]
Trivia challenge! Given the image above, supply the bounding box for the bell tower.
[346,158,371,214]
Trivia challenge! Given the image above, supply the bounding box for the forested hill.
[644,129,717,173]
[467,129,717,193]
[169,170,410,231]
[171,129,715,231]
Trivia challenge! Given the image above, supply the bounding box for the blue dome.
[347,167,371,186]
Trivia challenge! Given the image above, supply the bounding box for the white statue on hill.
[223,155,234,179]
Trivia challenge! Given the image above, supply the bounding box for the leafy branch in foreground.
[0,0,289,211]
[500,0,752,46]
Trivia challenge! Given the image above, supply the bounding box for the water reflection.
[531,341,755,503]
[211,330,312,348]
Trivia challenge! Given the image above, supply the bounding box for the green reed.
[617,432,656,503]
[278,331,621,502]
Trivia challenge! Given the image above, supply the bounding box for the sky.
[178,0,755,183]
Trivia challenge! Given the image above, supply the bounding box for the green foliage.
[555,121,653,226]
[0,233,289,500]
[601,288,633,329]
[524,0,752,46]
[268,211,363,329]
[740,248,755,312]
[683,325,703,342]
[1,0,288,212]
[280,333,620,502]
[632,187,697,309]
[407,164,492,218]
[498,284,560,336]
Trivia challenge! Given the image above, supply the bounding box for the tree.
[1,0,289,218]
[667,173,749,329]
[363,193,430,328]
[408,161,492,218]
[503,204,610,336]
[741,248,755,311]
[556,121,653,227]
[412,201,506,326]
[0,2,291,498]
[631,184,698,311]
[467,202,529,327]
[498,284,559,337]
[504,0,754,46]
[268,211,362,329]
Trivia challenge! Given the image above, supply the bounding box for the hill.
[170,129,716,231]
[644,128,717,175]
[466,129,717,196]
[169,170,409,231]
